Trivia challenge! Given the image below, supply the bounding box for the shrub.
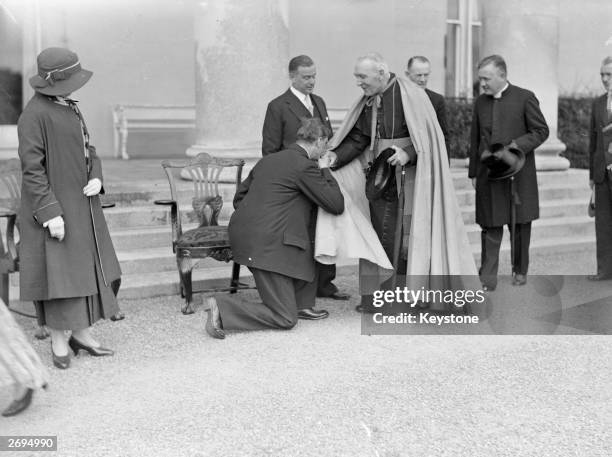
[446,97,473,159]
[557,96,593,169]
[0,70,22,125]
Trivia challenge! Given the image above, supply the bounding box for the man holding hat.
[469,55,549,290]
[18,47,121,368]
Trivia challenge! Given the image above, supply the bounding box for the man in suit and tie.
[205,118,344,339]
[588,56,612,281]
[262,55,350,301]
[405,56,450,156]
[469,55,549,291]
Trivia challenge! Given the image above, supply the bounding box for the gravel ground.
[1,244,611,457]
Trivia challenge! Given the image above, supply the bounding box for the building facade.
[0,0,611,160]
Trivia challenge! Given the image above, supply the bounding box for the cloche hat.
[29,47,92,96]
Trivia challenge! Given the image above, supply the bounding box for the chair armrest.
[154,199,181,252]
[0,213,19,271]
[0,208,16,218]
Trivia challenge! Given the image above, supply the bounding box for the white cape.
[315,159,394,283]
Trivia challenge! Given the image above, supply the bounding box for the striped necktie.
[64,98,92,174]
[64,98,90,150]
[305,95,313,116]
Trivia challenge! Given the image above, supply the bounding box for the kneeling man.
[205,118,345,338]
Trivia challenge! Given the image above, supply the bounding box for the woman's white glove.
[83,178,102,196]
[44,216,65,241]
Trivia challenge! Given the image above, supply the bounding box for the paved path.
[1,245,611,456]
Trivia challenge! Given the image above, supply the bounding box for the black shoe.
[204,297,225,339]
[512,274,527,286]
[587,273,612,281]
[355,304,377,314]
[482,284,496,292]
[51,345,70,370]
[1,389,34,417]
[110,312,125,321]
[326,291,351,300]
[298,308,329,320]
[68,337,114,357]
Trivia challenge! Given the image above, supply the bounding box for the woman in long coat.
[18,47,121,369]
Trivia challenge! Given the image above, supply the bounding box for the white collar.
[53,96,71,106]
[290,86,312,105]
[493,82,509,99]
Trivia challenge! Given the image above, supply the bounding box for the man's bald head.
[601,56,612,92]
[353,53,390,96]
[406,56,431,88]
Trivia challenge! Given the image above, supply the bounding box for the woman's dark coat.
[17,93,121,301]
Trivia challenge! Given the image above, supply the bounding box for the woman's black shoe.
[2,388,34,417]
[68,337,114,357]
[51,345,70,369]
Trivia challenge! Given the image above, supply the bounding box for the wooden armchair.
[155,153,252,315]
[0,160,47,338]
[0,159,21,308]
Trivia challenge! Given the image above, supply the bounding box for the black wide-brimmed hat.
[29,47,92,96]
[480,143,526,181]
[366,148,396,200]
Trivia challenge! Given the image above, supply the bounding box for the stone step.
[7,165,595,304]
[8,265,255,303]
[117,246,176,274]
[117,256,356,301]
[8,251,234,287]
[459,198,588,225]
[116,247,236,274]
[8,233,595,303]
[103,205,234,230]
[113,233,593,301]
[101,179,590,230]
[449,168,590,190]
[104,205,593,275]
[109,225,175,251]
[102,182,240,207]
[109,220,233,251]
[454,184,590,207]
[103,188,589,230]
[101,168,589,206]
[465,215,595,244]
[117,266,253,301]
[470,234,594,258]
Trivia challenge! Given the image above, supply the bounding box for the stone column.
[21,0,42,107]
[0,0,40,160]
[187,0,290,160]
[481,0,569,171]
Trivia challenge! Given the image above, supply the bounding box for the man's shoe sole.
[297,312,329,320]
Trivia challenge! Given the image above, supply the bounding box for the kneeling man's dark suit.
[218,144,345,330]
[262,89,342,298]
